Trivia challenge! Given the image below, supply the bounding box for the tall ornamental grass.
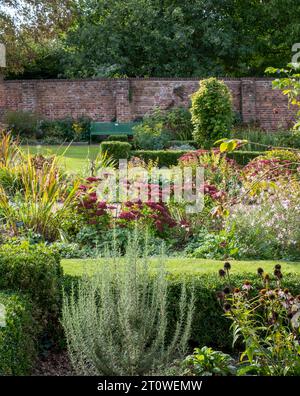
[0,134,79,241]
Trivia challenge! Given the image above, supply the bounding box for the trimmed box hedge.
[131,149,263,167]
[101,141,132,160]
[0,242,63,329]
[131,150,189,167]
[105,134,129,142]
[0,291,37,375]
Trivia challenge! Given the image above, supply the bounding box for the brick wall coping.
[2,77,275,83]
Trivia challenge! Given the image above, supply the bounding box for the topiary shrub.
[0,291,37,375]
[191,78,234,148]
[100,141,131,161]
[105,134,129,142]
[0,242,63,330]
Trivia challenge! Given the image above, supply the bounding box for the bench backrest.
[90,122,139,136]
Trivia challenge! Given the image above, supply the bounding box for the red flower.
[86,177,100,183]
[97,201,107,209]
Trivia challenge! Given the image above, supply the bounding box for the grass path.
[24,144,101,172]
[62,257,300,277]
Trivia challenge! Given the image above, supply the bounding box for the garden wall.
[0,77,296,130]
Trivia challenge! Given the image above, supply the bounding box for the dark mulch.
[32,351,75,376]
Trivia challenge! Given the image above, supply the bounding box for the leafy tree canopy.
[1,0,300,78]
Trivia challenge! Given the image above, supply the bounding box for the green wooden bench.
[90,121,139,142]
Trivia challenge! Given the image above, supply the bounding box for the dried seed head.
[264,273,270,281]
[257,267,264,276]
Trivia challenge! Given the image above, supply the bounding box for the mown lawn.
[62,257,300,277]
[24,144,101,172]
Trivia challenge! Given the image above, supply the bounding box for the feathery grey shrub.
[62,236,195,375]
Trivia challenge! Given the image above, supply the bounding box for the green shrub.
[231,128,300,150]
[133,107,193,149]
[227,151,265,165]
[0,242,63,328]
[4,110,40,138]
[105,134,129,142]
[191,78,234,147]
[0,291,37,375]
[182,346,236,376]
[149,107,194,141]
[39,117,91,143]
[100,141,131,161]
[131,150,189,167]
[133,121,170,150]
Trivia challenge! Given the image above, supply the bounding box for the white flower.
[242,283,252,291]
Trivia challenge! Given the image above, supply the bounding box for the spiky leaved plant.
[62,234,195,375]
[0,151,79,241]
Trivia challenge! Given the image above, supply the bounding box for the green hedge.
[63,271,300,351]
[131,149,263,167]
[0,291,37,375]
[131,150,189,167]
[227,151,265,165]
[101,141,132,160]
[0,242,63,329]
[105,134,129,142]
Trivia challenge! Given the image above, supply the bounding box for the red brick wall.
[0,77,296,130]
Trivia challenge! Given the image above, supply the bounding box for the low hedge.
[101,141,132,161]
[63,271,300,351]
[0,291,37,375]
[105,135,129,142]
[131,150,189,167]
[227,151,265,165]
[0,242,63,330]
[131,150,263,167]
